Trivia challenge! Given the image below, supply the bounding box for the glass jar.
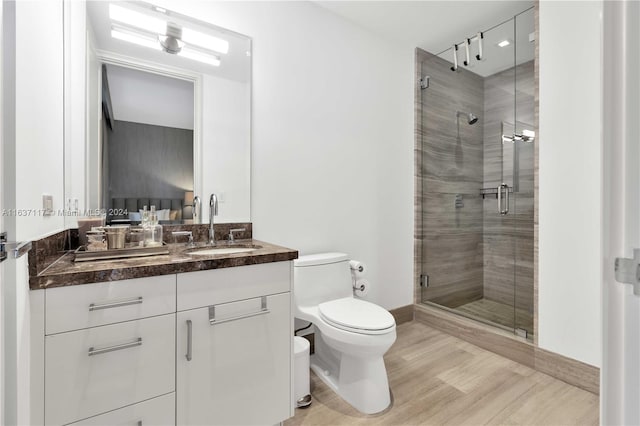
[142,206,163,247]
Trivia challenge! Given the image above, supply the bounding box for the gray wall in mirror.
[107,120,194,202]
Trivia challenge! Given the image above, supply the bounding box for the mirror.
[64,1,251,226]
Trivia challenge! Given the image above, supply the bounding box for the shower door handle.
[497,184,509,215]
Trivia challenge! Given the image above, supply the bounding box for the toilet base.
[310,349,392,414]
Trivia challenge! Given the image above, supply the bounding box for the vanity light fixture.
[182,28,229,54]
[158,24,185,54]
[179,47,221,66]
[109,3,226,66]
[109,4,166,34]
[111,27,161,51]
[497,39,511,48]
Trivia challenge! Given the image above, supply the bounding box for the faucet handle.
[228,228,246,243]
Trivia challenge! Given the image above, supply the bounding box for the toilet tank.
[293,253,353,308]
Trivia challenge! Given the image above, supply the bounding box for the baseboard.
[390,304,414,325]
[534,346,599,394]
[414,304,599,394]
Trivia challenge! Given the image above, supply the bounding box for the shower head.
[456,111,478,125]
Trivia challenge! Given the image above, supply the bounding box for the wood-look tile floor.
[455,298,533,336]
[285,322,598,426]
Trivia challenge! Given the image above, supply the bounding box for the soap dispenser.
[144,205,163,247]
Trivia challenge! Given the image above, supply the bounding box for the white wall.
[539,1,603,367]
[155,0,415,310]
[64,0,87,226]
[14,0,65,241]
[201,74,250,223]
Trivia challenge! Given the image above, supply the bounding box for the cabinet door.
[45,314,175,425]
[177,293,291,426]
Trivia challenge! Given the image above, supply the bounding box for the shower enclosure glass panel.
[419,8,534,340]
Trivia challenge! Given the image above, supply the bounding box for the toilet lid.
[318,298,395,334]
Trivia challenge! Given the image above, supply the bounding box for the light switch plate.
[43,194,54,216]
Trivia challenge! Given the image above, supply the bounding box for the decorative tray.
[73,243,169,262]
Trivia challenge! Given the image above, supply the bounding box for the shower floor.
[455,298,533,337]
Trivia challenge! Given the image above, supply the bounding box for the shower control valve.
[614,248,640,296]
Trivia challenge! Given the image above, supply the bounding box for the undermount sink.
[185,244,261,256]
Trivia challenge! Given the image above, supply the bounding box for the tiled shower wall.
[418,46,535,331]
[417,48,485,308]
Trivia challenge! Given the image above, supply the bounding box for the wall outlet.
[43,194,54,216]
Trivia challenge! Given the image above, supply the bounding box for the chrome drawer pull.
[89,297,143,311]
[88,337,142,356]
[186,320,193,361]
[209,296,270,325]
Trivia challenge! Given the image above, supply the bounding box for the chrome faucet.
[192,195,201,224]
[209,194,218,245]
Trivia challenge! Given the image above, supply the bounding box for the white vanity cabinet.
[31,261,294,426]
[176,262,293,426]
[40,275,177,426]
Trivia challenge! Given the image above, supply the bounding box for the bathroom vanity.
[28,227,297,426]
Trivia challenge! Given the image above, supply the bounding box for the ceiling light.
[497,40,510,48]
[159,35,185,54]
[111,27,161,51]
[153,6,167,14]
[109,4,166,35]
[178,47,221,66]
[523,129,535,138]
[182,28,229,54]
[159,24,184,54]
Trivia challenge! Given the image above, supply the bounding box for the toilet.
[293,253,397,414]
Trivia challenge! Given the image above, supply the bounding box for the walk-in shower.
[416,7,535,340]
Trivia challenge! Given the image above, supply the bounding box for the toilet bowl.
[293,253,396,414]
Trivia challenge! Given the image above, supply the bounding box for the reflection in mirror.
[99,64,195,224]
[64,1,251,226]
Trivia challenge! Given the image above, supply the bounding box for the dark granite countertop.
[29,239,298,290]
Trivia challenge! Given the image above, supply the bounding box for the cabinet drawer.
[66,392,175,426]
[177,261,291,311]
[45,314,175,425]
[45,275,176,334]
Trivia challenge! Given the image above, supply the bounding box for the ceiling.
[315,1,535,76]
[106,64,194,130]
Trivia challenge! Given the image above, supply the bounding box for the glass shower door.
[513,8,535,339]
[419,8,535,340]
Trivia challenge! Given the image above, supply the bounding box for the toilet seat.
[318,297,395,335]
